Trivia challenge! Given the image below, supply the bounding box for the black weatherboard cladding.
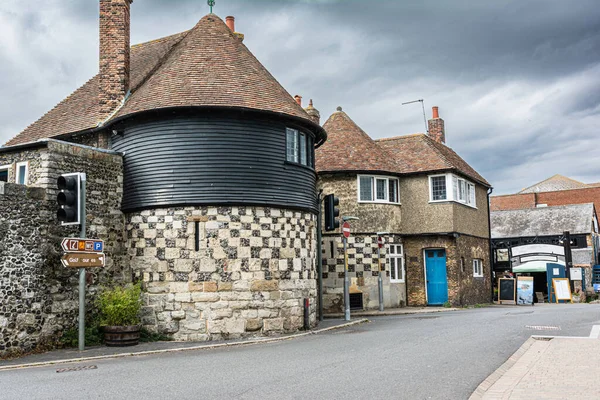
[111,110,317,213]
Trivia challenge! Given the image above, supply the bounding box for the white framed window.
[286,128,313,167]
[16,161,28,185]
[473,259,483,277]
[388,244,405,282]
[429,175,447,201]
[429,173,476,208]
[0,164,10,183]
[357,175,399,204]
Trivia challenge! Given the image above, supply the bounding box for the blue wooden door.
[425,249,448,305]
[546,263,565,303]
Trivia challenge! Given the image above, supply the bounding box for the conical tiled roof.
[114,14,312,122]
[315,108,399,174]
[5,14,319,146]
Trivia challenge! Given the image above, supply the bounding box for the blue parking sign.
[94,241,103,252]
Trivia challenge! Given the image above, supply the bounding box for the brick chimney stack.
[428,106,445,143]
[99,0,133,122]
[294,95,302,107]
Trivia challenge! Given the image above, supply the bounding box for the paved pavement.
[472,335,600,399]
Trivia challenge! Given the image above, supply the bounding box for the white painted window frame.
[15,161,29,186]
[429,173,477,208]
[357,174,400,204]
[0,164,11,182]
[387,244,405,283]
[473,258,483,278]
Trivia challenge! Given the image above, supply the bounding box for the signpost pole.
[378,242,384,312]
[78,174,86,351]
[343,235,350,321]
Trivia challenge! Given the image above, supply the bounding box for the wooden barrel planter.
[102,325,141,347]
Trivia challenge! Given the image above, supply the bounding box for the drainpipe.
[487,187,494,302]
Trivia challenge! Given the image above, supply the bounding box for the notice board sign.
[552,278,572,302]
[498,278,516,305]
[517,276,534,305]
[570,268,582,281]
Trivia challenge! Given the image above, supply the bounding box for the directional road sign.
[61,252,106,268]
[61,238,104,253]
[377,236,384,248]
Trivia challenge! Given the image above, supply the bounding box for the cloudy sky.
[1,0,599,194]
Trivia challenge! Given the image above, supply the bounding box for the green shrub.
[139,328,173,343]
[96,283,142,326]
[60,323,103,348]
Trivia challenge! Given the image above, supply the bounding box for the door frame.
[423,248,448,305]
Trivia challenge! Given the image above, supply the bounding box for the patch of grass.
[139,328,173,343]
[59,323,103,348]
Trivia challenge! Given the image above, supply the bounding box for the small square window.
[430,176,447,201]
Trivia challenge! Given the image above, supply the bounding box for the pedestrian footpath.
[324,305,460,318]
[471,335,600,399]
[0,318,368,371]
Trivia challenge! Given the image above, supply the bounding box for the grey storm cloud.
[1,0,599,193]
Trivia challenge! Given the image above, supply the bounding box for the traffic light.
[57,173,81,225]
[324,194,340,232]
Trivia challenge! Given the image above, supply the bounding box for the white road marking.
[589,325,600,339]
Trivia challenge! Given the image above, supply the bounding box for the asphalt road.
[1,304,599,400]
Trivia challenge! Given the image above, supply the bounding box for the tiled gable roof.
[5,15,316,147]
[518,174,590,193]
[315,109,399,174]
[491,203,594,238]
[377,134,490,186]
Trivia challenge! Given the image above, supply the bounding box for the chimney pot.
[226,16,235,32]
[294,95,302,107]
[428,106,445,144]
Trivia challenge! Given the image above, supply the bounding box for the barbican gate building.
[0,1,326,354]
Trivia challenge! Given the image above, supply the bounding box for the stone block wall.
[126,206,317,341]
[404,234,491,306]
[321,233,405,313]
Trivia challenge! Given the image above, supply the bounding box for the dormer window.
[429,173,476,207]
[286,128,313,167]
[357,175,399,204]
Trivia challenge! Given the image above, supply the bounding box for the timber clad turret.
[112,111,318,212]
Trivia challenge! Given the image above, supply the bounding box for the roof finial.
[336,106,342,112]
[207,0,215,13]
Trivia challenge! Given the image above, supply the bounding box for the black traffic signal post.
[57,172,87,351]
[324,194,340,232]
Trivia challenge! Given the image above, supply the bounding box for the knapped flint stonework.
[321,233,405,313]
[404,235,490,306]
[126,206,317,340]
[0,141,128,357]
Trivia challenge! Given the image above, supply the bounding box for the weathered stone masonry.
[127,206,318,340]
[0,141,127,356]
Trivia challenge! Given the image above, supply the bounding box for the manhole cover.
[525,325,561,331]
[56,365,98,373]
[506,311,535,315]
